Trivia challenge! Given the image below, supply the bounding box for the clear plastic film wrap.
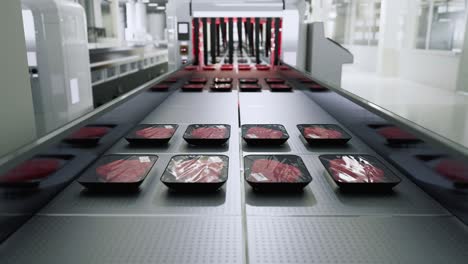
[133,125,177,139]
[162,155,229,183]
[93,155,157,183]
[244,155,312,184]
[242,124,288,139]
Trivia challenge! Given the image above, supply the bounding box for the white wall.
[345,45,379,72]
[399,49,460,91]
[0,0,36,158]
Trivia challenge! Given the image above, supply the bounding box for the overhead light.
[148,3,158,7]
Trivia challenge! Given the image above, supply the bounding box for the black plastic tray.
[125,124,178,145]
[182,84,204,91]
[297,124,351,145]
[319,154,401,192]
[210,83,232,91]
[239,84,262,91]
[0,155,73,188]
[417,155,468,188]
[161,155,229,192]
[213,77,233,84]
[78,155,157,192]
[63,125,114,146]
[242,124,289,145]
[244,155,312,192]
[371,124,422,145]
[239,78,258,84]
[183,124,231,146]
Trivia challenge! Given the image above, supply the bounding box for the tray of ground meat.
[183,124,230,146]
[375,125,421,145]
[182,84,204,91]
[203,66,216,71]
[256,65,270,71]
[220,64,234,71]
[239,84,262,91]
[188,78,208,84]
[239,78,258,84]
[213,77,233,84]
[269,83,292,91]
[64,125,113,146]
[210,83,232,91]
[242,124,289,145]
[125,124,178,145]
[319,154,401,192]
[161,155,229,192]
[434,159,468,188]
[297,124,351,145]
[265,78,285,84]
[0,155,72,187]
[238,65,252,71]
[78,155,157,192]
[244,155,312,192]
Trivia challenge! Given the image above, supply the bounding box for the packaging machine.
[0,0,467,263]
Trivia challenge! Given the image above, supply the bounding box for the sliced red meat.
[270,84,291,90]
[203,66,215,71]
[69,127,110,139]
[303,126,342,139]
[249,159,302,182]
[1,158,62,182]
[377,126,418,140]
[240,84,261,90]
[169,157,225,183]
[435,159,468,184]
[238,65,252,71]
[328,156,385,183]
[245,127,284,139]
[191,127,227,139]
[96,159,152,182]
[135,127,175,139]
[221,64,233,70]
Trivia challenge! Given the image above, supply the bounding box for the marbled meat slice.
[249,159,302,182]
[135,127,175,139]
[245,127,283,139]
[435,159,468,184]
[1,158,62,182]
[377,126,418,140]
[303,126,342,139]
[70,127,110,139]
[169,157,225,183]
[96,159,152,182]
[191,126,227,139]
[328,156,385,183]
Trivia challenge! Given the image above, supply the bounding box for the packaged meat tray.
[256,65,270,71]
[265,78,285,84]
[239,78,258,84]
[150,83,170,91]
[188,78,208,84]
[220,64,234,71]
[125,124,178,145]
[244,155,312,192]
[161,155,229,192]
[297,124,351,145]
[319,154,401,192]
[182,84,204,91]
[213,77,233,84]
[64,125,113,146]
[0,155,72,187]
[238,65,252,71]
[434,159,468,188]
[269,83,292,91]
[183,124,231,146]
[242,124,289,145]
[210,83,232,91]
[375,125,421,145]
[239,84,262,91]
[78,155,157,192]
[203,66,215,71]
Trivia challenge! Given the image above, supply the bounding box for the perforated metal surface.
[0,216,243,264]
[247,216,468,264]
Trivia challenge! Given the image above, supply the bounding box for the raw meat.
[245,127,284,139]
[270,84,291,90]
[168,157,225,182]
[303,126,342,139]
[70,127,110,139]
[135,127,175,139]
[249,159,302,182]
[377,126,418,140]
[265,78,285,84]
[256,65,270,71]
[183,84,204,90]
[203,66,215,71]
[239,78,258,84]
[96,159,152,182]
[328,156,385,183]
[221,64,233,70]
[191,127,227,139]
[435,159,468,183]
[240,84,261,90]
[1,158,62,182]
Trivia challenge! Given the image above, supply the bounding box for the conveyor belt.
[0,66,467,264]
